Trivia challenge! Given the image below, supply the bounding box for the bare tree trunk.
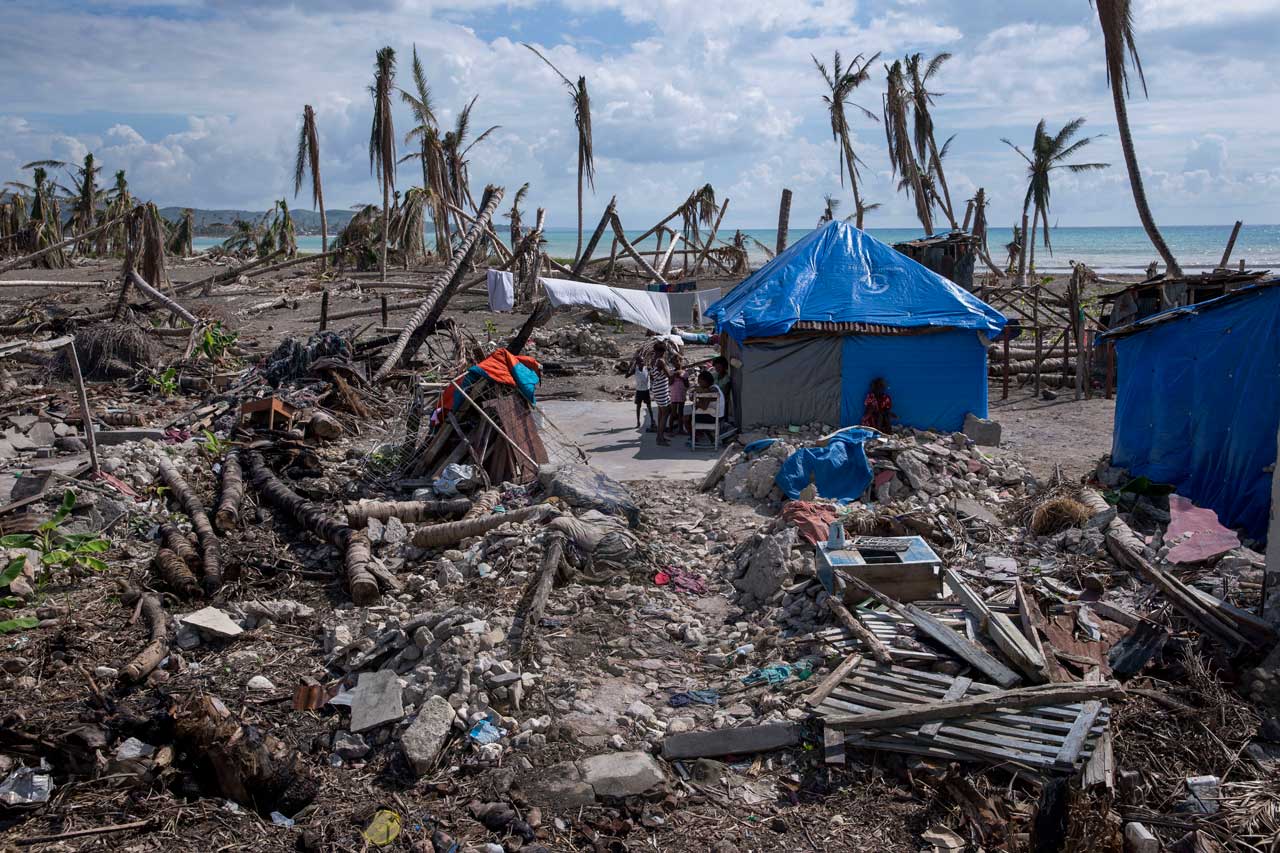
[1218,220,1242,269]
[1016,207,1030,287]
[380,179,390,283]
[776,188,792,254]
[609,214,667,284]
[571,196,617,278]
[575,150,584,265]
[317,185,328,273]
[693,197,729,273]
[928,134,958,229]
[1108,71,1182,279]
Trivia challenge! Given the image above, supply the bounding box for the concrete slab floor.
[539,400,724,482]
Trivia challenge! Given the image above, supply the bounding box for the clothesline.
[486,269,720,332]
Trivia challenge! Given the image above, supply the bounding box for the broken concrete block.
[401,694,454,775]
[350,670,405,733]
[1124,821,1159,853]
[181,606,244,639]
[26,422,55,447]
[578,751,665,799]
[333,731,370,760]
[962,413,1001,447]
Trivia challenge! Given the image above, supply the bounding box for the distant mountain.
[157,206,356,237]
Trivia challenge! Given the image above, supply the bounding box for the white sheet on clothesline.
[486,269,514,312]
[539,277,673,335]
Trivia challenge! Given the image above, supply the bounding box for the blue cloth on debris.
[742,664,791,686]
[774,428,875,502]
[742,438,778,458]
[704,221,1007,343]
[1105,282,1280,538]
[669,690,720,707]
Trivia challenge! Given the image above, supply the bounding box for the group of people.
[628,339,730,447]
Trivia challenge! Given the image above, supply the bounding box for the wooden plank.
[1017,580,1072,683]
[820,692,1108,737]
[1082,730,1115,790]
[661,723,803,760]
[920,677,971,738]
[947,570,1048,683]
[805,653,863,707]
[904,604,1022,688]
[824,681,1123,731]
[1055,700,1103,767]
[828,598,893,664]
[823,727,846,765]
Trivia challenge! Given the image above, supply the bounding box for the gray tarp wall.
[737,336,842,427]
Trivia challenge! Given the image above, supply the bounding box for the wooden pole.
[64,341,100,476]
[380,294,388,328]
[319,290,329,330]
[571,197,617,278]
[1033,285,1043,396]
[1105,341,1115,399]
[1218,220,1243,269]
[609,214,668,284]
[775,188,793,255]
[1002,335,1010,400]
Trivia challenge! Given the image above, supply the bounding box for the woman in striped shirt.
[648,340,672,445]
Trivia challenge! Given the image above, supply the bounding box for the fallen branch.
[173,249,287,295]
[120,588,170,683]
[129,271,197,325]
[827,597,893,665]
[508,533,565,658]
[824,679,1125,731]
[214,450,244,533]
[15,819,153,847]
[156,457,222,593]
[410,503,553,549]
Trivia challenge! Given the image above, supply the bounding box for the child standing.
[628,354,653,429]
[648,341,672,445]
[668,355,687,435]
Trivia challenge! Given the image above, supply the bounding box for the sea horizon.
[193,222,1280,275]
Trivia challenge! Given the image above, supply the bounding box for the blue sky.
[3,0,1277,230]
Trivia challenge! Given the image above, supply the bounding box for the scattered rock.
[578,751,666,799]
[401,695,454,775]
[181,606,244,639]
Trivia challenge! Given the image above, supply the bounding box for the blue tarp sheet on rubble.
[1109,283,1280,538]
[775,428,876,502]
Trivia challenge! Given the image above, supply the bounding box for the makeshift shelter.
[1099,281,1280,539]
[892,232,979,291]
[705,221,1006,432]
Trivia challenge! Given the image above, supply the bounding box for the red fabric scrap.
[780,500,840,545]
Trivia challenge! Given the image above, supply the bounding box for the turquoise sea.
[193,223,1280,275]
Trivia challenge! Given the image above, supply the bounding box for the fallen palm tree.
[344,498,472,528]
[243,450,379,605]
[373,184,504,380]
[158,522,201,573]
[214,450,244,533]
[410,503,553,549]
[156,457,223,593]
[119,586,170,683]
[152,548,201,599]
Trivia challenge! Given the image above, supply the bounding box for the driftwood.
[374,185,505,379]
[173,249,289,295]
[171,693,317,815]
[410,503,553,549]
[153,548,201,599]
[827,597,893,665]
[120,588,170,683]
[344,498,472,528]
[214,450,244,533]
[243,451,379,605]
[824,680,1125,731]
[156,457,222,593]
[128,271,197,325]
[508,533,565,658]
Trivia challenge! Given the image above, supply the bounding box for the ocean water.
[193,223,1280,275]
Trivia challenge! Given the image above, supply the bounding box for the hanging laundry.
[540,277,672,335]
[486,268,514,313]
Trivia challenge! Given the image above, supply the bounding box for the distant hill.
[157,206,356,237]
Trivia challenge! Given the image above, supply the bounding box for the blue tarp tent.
[1102,281,1280,539]
[704,221,1007,432]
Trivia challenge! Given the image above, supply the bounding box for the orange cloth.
[439,348,542,412]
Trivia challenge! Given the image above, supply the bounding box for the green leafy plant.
[0,617,37,634]
[199,429,227,457]
[483,319,498,339]
[148,367,179,396]
[1,491,110,578]
[196,322,238,361]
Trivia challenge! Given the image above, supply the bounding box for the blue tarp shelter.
[704,221,1007,432]
[1100,281,1280,539]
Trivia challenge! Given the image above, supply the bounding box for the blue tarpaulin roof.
[705,221,1007,342]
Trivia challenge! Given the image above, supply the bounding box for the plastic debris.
[468,716,507,745]
[270,811,295,827]
[363,809,402,846]
[0,765,52,806]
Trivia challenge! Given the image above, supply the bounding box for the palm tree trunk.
[928,135,957,229]
[380,180,390,282]
[317,185,328,273]
[1016,206,1030,287]
[575,150,584,265]
[1108,71,1182,279]
[1028,207,1039,277]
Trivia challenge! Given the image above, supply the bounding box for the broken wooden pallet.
[814,605,972,664]
[813,660,1110,773]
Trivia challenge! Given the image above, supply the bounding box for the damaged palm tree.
[172,693,318,815]
[372,184,504,380]
[243,451,379,605]
[215,450,244,533]
[114,202,173,320]
[344,498,472,528]
[153,548,201,599]
[156,457,222,593]
[883,61,934,236]
[293,104,329,270]
[410,503,553,549]
[159,522,201,573]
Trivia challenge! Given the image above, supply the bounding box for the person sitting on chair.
[691,370,725,437]
[860,377,894,433]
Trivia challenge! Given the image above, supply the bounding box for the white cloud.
[1136,0,1276,29]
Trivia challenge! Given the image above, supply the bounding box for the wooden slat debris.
[815,660,1114,772]
[946,569,1049,683]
